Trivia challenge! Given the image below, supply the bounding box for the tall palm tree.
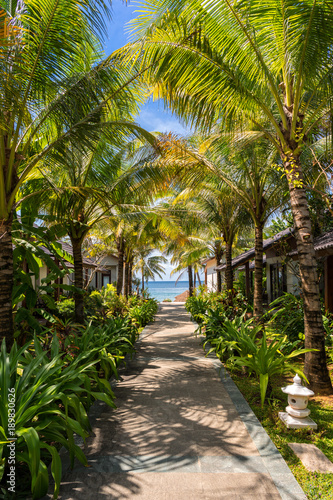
[174,185,250,291]
[126,0,333,392]
[0,0,150,342]
[202,139,287,320]
[134,248,167,293]
[155,136,252,292]
[39,135,157,322]
[161,205,209,296]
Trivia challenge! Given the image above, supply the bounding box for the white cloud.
[137,102,191,136]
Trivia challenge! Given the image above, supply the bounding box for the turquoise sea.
[146,280,189,302]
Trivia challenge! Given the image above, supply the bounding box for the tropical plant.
[0,0,157,343]
[175,180,251,292]
[0,335,116,499]
[126,0,333,392]
[58,317,137,379]
[11,214,77,343]
[127,298,159,327]
[205,317,261,363]
[185,295,209,324]
[265,293,305,343]
[203,139,288,319]
[230,333,314,407]
[133,247,167,293]
[38,126,156,323]
[86,284,128,319]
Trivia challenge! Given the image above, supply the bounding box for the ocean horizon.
[145,280,189,302]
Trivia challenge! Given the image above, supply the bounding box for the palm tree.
[126,0,333,392]
[203,139,288,320]
[0,0,151,342]
[174,185,249,292]
[155,136,252,292]
[41,131,160,321]
[160,206,209,296]
[134,249,167,293]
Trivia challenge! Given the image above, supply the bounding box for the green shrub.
[230,332,314,407]
[86,285,127,319]
[186,289,252,333]
[185,295,209,324]
[0,336,116,499]
[205,317,261,361]
[128,299,158,328]
[265,293,304,343]
[56,297,75,320]
[62,317,137,381]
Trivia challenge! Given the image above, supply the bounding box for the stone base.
[279,412,317,430]
[286,405,310,418]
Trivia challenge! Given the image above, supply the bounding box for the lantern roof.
[281,374,315,397]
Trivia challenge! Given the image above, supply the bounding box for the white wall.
[266,256,300,303]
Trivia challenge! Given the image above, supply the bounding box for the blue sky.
[103,1,196,281]
[104,0,190,135]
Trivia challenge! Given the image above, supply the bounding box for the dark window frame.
[270,262,287,301]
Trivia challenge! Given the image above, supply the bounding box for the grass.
[227,365,333,500]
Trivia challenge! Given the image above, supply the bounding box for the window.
[270,263,287,301]
[102,274,111,287]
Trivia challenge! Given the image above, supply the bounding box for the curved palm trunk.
[284,155,332,394]
[253,223,264,322]
[141,266,145,293]
[0,217,14,345]
[225,242,233,291]
[70,236,84,324]
[188,265,193,297]
[116,238,124,296]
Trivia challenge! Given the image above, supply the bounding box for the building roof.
[202,256,216,265]
[215,227,294,271]
[41,241,97,269]
[314,230,333,251]
[238,256,267,271]
[288,230,333,257]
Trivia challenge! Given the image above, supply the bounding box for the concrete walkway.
[53,304,306,500]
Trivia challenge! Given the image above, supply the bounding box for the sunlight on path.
[49,304,306,500]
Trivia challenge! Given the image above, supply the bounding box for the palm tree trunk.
[284,155,332,394]
[128,258,133,296]
[188,265,193,297]
[225,242,233,291]
[141,266,145,293]
[0,217,14,345]
[197,272,201,286]
[70,236,84,324]
[116,237,124,296]
[124,259,129,298]
[253,223,264,321]
[215,246,223,292]
[194,271,196,289]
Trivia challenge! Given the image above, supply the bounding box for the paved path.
[53,304,306,500]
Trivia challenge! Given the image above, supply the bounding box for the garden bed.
[228,366,333,500]
[0,290,159,499]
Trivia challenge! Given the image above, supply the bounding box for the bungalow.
[91,254,118,289]
[288,230,333,313]
[35,241,118,296]
[214,228,333,312]
[215,228,296,301]
[203,257,218,291]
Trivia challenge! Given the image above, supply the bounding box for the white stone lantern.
[278,374,317,430]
